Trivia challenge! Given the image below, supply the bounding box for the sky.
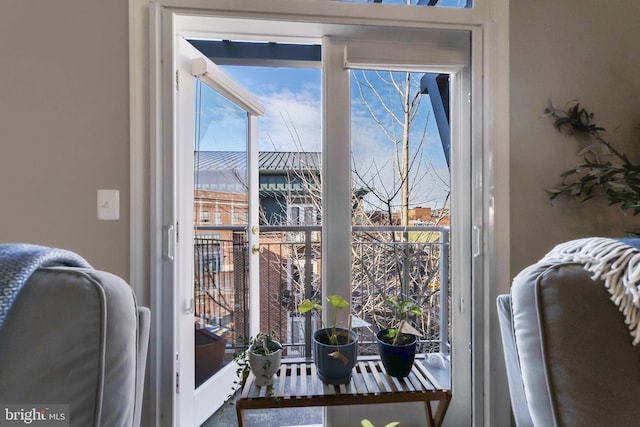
[196,67,321,153]
[195,65,451,210]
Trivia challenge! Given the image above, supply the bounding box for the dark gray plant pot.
[312,327,358,385]
[376,328,418,378]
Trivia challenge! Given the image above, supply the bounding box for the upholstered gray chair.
[498,261,640,427]
[0,266,150,427]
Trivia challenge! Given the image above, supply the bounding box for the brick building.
[193,151,321,353]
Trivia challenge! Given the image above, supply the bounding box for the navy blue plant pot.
[376,328,418,378]
[312,327,358,385]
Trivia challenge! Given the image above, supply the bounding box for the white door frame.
[140,1,510,426]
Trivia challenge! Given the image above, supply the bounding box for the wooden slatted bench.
[235,355,451,427]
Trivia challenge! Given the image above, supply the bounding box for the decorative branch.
[545,101,640,216]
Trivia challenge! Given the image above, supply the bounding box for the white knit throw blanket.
[540,237,640,345]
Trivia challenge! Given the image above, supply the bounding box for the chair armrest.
[134,307,150,427]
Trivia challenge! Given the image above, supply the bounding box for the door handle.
[166,225,175,260]
[473,225,481,258]
[252,245,264,254]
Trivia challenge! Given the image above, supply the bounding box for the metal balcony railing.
[194,224,450,361]
[351,225,450,357]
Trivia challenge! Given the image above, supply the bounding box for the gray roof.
[259,151,320,174]
[195,151,321,194]
[195,151,320,173]
[195,151,246,171]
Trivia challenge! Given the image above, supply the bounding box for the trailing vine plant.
[544,101,640,223]
[224,332,281,406]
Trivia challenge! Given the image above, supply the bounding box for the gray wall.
[0,0,130,279]
[510,0,640,275]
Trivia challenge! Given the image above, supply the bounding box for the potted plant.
[230,332,283,395]
[247,332,283,386]
[376,294,424,378]
[299,294,359,385]
[194,326,228,387]
[361,420,399,427]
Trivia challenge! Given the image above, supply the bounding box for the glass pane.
[350,69,452,388]
[291,206,300,224]
[193,79,250,389]
[212,65,322,357]
[304,207,315,225]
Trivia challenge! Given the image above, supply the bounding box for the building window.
[201,211,210,223]
[289,204,316,225]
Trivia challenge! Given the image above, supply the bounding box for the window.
[147,2,510,425]
[330,0,472,7]
[201,211,210,223]
[289,204,316,225]
[287,313,306,356]
[287,307,320,357]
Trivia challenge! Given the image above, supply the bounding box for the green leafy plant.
[361,419,400,427]
[380,293,424,346]
[299,294,352,345]
[299,294,353,364]
[249,332,282,356]
[544,101,640,220]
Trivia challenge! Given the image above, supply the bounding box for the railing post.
[439,229,450,355]
[402,229,410,296]
[304,228,313,359]
[233,231,249,346]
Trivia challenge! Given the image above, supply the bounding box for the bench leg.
[424,400,435,427]
[236,402,246,427]
[424,396,451,427]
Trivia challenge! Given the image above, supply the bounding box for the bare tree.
[260,110,448,354]
[352,70,447,227]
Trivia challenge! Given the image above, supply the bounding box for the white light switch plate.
[97,189,119,220]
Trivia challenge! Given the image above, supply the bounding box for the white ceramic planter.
[248,347,283,386]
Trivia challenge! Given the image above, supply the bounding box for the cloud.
[196,83,322,153]
[258,88,321,152]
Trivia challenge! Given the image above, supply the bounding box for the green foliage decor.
[299,294,352,346]
[361,419,399,427]
[544,101,640,218]
[380,293,424,346]
[299,294,353,365]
